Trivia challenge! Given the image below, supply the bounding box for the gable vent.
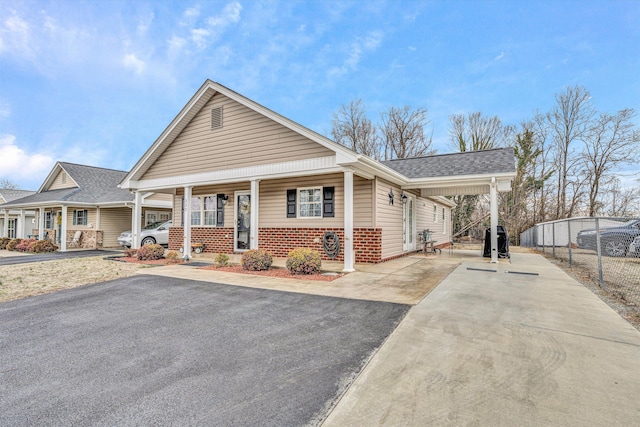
[211,106,223,130]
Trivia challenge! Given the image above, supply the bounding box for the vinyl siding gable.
[142,93,335,180]
[48,170,78,190]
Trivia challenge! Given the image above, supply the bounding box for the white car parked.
[117,220,172,247]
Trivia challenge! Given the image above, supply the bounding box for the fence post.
[595,217,604,288]
[567,219,572,267]
[552,222,556,258]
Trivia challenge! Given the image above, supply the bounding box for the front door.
[235,191,251,251]
[403,195,416,252]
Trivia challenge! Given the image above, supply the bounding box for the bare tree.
[448,112,512,236]
[0,178,18,189]
[500,128,553,244]
[582,108,640,216]
[448,112,512,152]
[546,85,594,218]
[331,99,381,159]
[380,106,433,160]
[603,178,640,217]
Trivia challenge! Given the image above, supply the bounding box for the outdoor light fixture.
[388,188,394,205]
[401,192,408,204]
[222,194,229,205]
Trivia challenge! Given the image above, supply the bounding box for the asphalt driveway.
[0,249,122,265]
[0,275,408,426]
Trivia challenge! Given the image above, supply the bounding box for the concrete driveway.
[0,275,409,426]
[323,252,640,426]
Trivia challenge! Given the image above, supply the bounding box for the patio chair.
[67,230,82,248]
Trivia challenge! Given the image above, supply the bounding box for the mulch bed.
[114,257,344,282]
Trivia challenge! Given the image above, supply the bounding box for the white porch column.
[60,205,68,252]
[18,209,26,238]
[343,170,355,272]
[183,186,193,260]
[38,207,45,240]
[490,177,498,264]
[96,207,101,229]
[250,179,260,250]
[132,191,143,249]
[1,210,7,238]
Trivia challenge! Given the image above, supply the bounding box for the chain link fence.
[521,217,640,312]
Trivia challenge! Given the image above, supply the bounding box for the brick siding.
[169,227,383,263]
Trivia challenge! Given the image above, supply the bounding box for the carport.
[382,148,516,263]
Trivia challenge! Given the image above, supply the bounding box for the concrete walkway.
[138,251,476,305]
[322,252,640,426]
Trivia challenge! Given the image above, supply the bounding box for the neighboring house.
[119,80,516,271]
[0,189,37,239]
[1,162,172,250]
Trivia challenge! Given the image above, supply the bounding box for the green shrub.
[30,240,58,253]
[165,250,180,263]
[241,249,272,271]
[286,248,322,275]
[215,253,229,267]
[0,237,10,250]
[6,238,22,251]
[15,238,36,252]
[136,244,164,261]
[136,244,165,261]
[124,248,138,258]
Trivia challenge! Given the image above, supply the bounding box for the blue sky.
[1,0,639,191]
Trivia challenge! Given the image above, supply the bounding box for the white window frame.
[433,204,438,223]
[44,211,53,229]
[297,187,322,219]
[185,195,218,227]
[73,209,88,226]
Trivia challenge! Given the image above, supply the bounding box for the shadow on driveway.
[0,249,122,266]
[0,275,409,426]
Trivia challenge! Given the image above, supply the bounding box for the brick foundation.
[169,227,383,263]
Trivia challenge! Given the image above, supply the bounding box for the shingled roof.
[381,147,516,179]
[0,189,36,203]
[0,162,134,208]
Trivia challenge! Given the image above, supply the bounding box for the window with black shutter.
[287,189,296,218]
[323,187,334,218]
[216,194,225,226]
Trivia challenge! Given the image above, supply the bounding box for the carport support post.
[132,191,142,249]
[490,178,498,264]
[343,170,355,272]
[183,186,193,261]
[250,179,259,250]
[60,205,68,252]
[38,207,45,240]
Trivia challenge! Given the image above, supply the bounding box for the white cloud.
[328,30,384,79]
[0,9,34,58]
[0,134,53,183]
[190,28,211,49]
[123,53,145,74]
[494,51,505,61]
[207,2,242,27]
[137,12,155,35]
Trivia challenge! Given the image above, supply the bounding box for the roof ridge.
[59,161,128,174]
[383,146,513,163]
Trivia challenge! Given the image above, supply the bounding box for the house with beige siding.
[119,80,516,271]
[0,189,37,239]
[1,162,172,250]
